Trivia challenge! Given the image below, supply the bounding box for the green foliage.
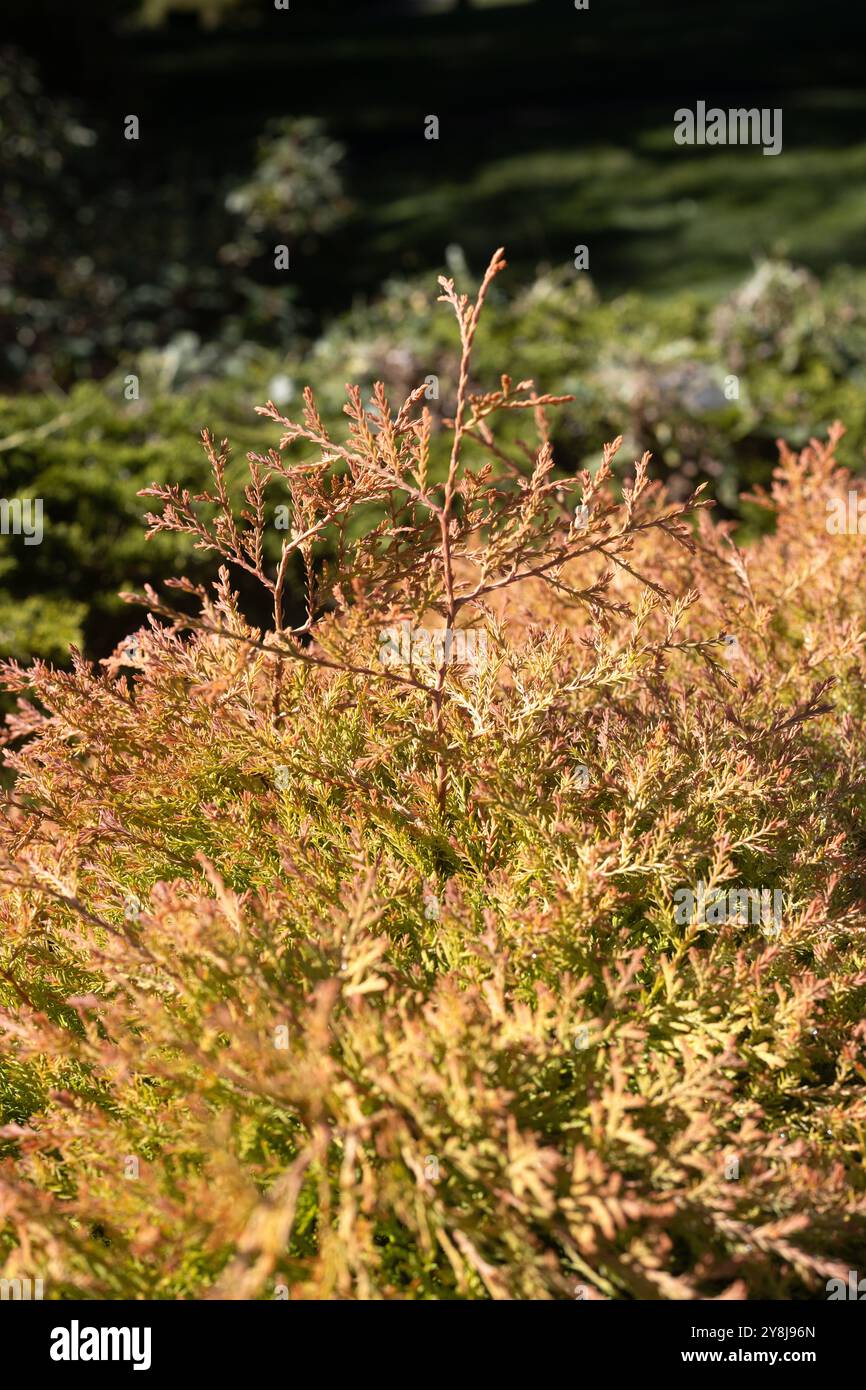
[222,118,351,266]
[1,255,865,1299]
[0,378,283,663]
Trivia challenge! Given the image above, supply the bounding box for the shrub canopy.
[1,253,864,1299]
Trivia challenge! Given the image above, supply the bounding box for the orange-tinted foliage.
[1,254,864,1299]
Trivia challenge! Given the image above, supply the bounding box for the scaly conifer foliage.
[0,252,864,1299]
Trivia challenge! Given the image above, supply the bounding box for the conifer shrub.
[1,251,865,1300]
[8,257,866,675]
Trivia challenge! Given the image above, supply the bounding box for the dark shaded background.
[7,0,866,369]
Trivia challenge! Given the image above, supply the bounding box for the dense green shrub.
[0,377,284,663]
[1,253,865,1299]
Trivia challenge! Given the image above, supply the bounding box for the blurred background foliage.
[2,0,866,666]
